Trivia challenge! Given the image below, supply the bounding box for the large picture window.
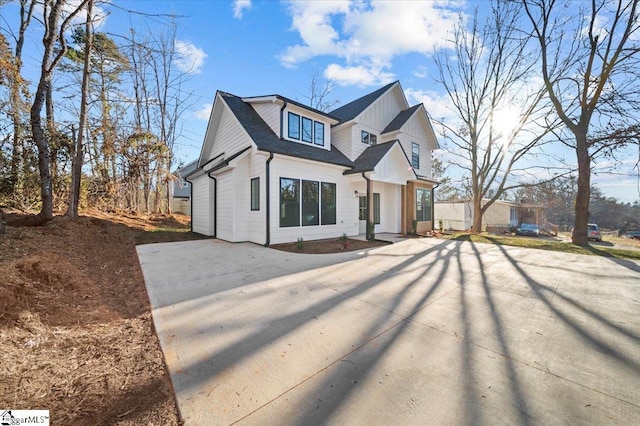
[280,178,336,227]
[288,112,300,140]
[250,177,260,211]
[416,188,431,221]
[321,183,336,225]
[280,178,300,227]
[412,142,420,169]
[302,117,313,143]
[302,180,319,226]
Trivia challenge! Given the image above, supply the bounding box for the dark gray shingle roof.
[344,140,399,175]
[220,92,353,168]
[329,81,398,123]
[382,104,422,134]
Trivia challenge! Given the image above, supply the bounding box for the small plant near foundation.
[411,220,418,235]
[339,233,349,250]
[439,219,443,232]
[296,237,304,251]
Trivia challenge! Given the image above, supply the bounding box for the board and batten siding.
[190,173,213,235]
[269,156,359,245]
[396,111,436,178]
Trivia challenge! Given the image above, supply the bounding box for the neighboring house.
[435,199,546,232]
[169,160,198,215]
[185,81,439,245]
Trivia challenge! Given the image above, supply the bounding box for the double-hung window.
[302,117,313,143]
[412,142,420,169]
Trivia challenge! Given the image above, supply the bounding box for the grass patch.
[440,233,640,260]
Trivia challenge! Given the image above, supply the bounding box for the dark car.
[622,230,640,240]
[516,223,540,237]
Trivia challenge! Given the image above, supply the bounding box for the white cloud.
[194,103,213,120]
[279,0,462,86]
[174,40,207,74]
[324,63,395,87]
[413,65,429,79]
[36,0,110,31]
[233,0,252,20]
[405,88,454,121]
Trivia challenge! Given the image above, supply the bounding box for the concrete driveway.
[137,238,640,425]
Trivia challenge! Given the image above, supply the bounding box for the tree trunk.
[572,132,591,246]
[67,0,93,218]
[31,78,54,223]
[471,198,483,233]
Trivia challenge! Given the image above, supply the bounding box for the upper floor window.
[412,142,420,169]
[288,112,300,140]
[314,122,324,146]
[288,112,325,146]
[361,130,377,145]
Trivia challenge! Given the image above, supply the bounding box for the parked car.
[516,223,540,237]
[622,230,640,240]
[571,223,602,241]
[587,223,602,241]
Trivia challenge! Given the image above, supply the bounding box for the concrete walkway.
[137,238,640,425]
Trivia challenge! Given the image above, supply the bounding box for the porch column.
[366,174,373,240]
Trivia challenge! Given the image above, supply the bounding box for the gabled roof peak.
[329,81,400,123]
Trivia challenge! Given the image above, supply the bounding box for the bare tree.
[66,0,93,217]
[434,1,559,233]
[29,0,89,224]
[523,0,640,245]
[304,66,340,112]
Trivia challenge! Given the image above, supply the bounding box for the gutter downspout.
[362,172,372,241]
[432,181,440,232]
[264,99,286,247]
[264,152,274,247]
[206,171,217,238]
[186,177,193,232]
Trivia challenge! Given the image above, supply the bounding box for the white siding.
[396,112,434,177]
[232,156,250,241]
[216,171,234,241]
[202,102,252,163]
[190,173,213,235]
[330,125,354,160]
[269,156,360,244]
[374,182,401,234]
[248,152,267,245]
[358,89,404,132]
[251,103,280,136]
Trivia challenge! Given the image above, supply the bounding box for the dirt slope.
[0,211,197,424]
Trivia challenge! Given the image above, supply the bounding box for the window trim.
[250,177,260,211]
[361,130,377,146]
[373,193,380,225]
[412,142,420,169]
[301,117,313,143]
[288,112,300,140]
[416,188,431,222]
[314,121,324,146]
[280,177,300,227]
[302,179,319,226]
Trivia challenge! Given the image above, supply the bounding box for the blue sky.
[4,0,639,203]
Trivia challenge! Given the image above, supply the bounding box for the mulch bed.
[271,237,388,254]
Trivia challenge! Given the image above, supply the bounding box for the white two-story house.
[185,81,439,245]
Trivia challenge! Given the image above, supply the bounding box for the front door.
[359,195,367,234]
